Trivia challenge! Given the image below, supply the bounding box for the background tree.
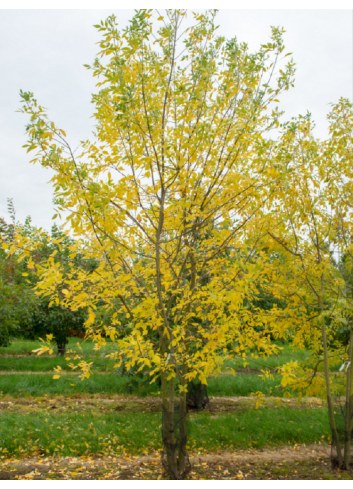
[0,201,36,347]
[23,302,87,355]
[1,210,93,354]
[22,224,97,355]
[268,101,353,470]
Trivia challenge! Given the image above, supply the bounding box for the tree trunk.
[186,380,209,410]
[344,329,353,469]
[169,375,178,475]
[318,277,343,467]
[321,319,344,466]
[161,369,173,474]
[56,342,66,356]
[178,357,188,474]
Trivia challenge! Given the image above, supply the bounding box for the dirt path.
[0,445,351,480]
[0,394,325,414]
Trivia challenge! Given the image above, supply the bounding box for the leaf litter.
[0,445,352,480]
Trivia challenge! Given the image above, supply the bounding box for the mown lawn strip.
[0,407,331,458]
[0,372,289,398]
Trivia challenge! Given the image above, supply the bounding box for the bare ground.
[0,444,352,480]
[0,394,326,414]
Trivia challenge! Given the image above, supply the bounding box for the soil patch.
[0,394,325,414]
[0,445,352,480]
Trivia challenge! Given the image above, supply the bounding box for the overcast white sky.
[0,8,352,232]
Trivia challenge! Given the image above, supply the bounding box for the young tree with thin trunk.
[17,9,296,478]
[270,101,353,470]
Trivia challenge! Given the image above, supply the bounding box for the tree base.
[186,380,209,410]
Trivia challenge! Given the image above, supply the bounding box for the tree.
[17,9,296,478]
[23,300,86,355]
[0,202,36,347]
[268,101,353,470]
[1,212,93,354]
[0,263,30,347]
[21,224,95,355]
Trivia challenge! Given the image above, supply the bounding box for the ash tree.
[269,100,353,470]
[18,9,296,478]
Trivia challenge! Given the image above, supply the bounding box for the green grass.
[208,374,285,397]
[6,339,335,378]
[0,337,335,472]
[0,407,330,457]
[187,407,330,451]
[0,410,160,457]
[0,356,75,372]
[0,339,311,380]
[0,338,81,355]
[0,372,288,398]
[0,373,160,397]
[223,343,311,371]
[0,338,120,373]
[0,338,115,356]
[0,355,116,372]
[0,338,306,398]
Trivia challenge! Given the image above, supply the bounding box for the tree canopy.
[3,9,352,477]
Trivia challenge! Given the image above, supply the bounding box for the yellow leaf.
[62,289,69,295]
[199,375,208,386]
[53,375,60,380]
[2,242,8,250]
[22,273,29,277]
[32,348,43,354]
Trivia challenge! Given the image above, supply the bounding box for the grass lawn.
[224,343,311,371]
[0,354,116,372]
[0,338,114,356]
[0,372,290,398]
[0,338,303,398]
[0,337,345,480]
[1,339,341,374]
[0,404,331,458]
[0,373,157,397]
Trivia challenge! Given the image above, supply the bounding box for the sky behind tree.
[0,8,352,231]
